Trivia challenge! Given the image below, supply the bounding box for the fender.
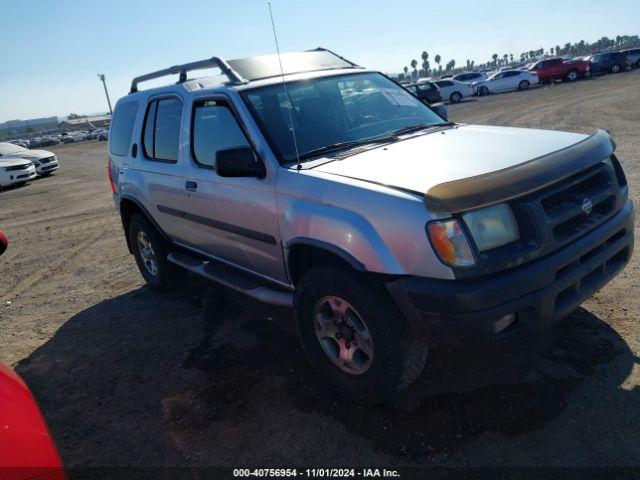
[280,199,405,275]
[119,194,172,252]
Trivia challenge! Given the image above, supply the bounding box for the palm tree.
[403,66,409,76]
[410,59,418,80]
[509,53,514,63]
[435,54,441,72]
[421,51,429,77]
[491,53,498,66]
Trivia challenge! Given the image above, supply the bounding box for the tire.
[478,85,489,96]
[294,265,429,403]
[128,213,180,292]
[450,91,463,103]
[565,69,579,82]
[518,80,530,90]
[610,64,621,73]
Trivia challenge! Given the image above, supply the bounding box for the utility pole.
[97,74,113,115]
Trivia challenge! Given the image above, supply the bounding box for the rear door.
[128,94,189,241]
[503,71,522,90]
[547,59,563,77]
[179,96,286,283]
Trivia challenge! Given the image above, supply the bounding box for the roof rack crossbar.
[130,57,246,93]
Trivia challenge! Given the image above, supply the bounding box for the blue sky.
[1,0,637,121]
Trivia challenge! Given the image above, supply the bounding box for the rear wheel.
[610,64,621,73]
[294,265,429,403]
[565,69,579,82]
[449,91,463,103]
[128,213,180,291]
[518,80,530,90]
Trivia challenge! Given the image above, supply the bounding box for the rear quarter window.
[109,102,139,156]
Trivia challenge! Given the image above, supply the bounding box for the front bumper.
[36,163,59,174]
[3,168,37,186]
[387,200,634,347]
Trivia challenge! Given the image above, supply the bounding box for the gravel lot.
[1,71,639,474]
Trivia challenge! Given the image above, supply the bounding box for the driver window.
[191,100,250,168]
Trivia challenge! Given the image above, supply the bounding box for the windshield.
[0,143,27,155]
[243,72,447,163]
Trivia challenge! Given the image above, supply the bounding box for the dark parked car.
[621,48,640,68]
[28,138,41,148]
[38,137,60,147]
[587,52,629,75]
[404,80,442,104]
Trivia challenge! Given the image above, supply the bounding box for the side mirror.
[432,103,448,121]
[215,147,265,178]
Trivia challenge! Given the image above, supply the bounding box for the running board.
[167,251,293,307]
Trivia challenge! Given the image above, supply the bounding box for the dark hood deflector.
[424,129,615,214]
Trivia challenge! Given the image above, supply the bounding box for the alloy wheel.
[314,296,374,375]
[137,230,158,276]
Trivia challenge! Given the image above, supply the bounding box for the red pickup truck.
[528,57,589,83]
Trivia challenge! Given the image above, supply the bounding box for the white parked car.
[434,79,474,103]
[0,142,59,176]
[474,70,539,95]
[0,158,36,188]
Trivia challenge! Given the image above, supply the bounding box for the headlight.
[427,219,475,267]
[462,204,519,252]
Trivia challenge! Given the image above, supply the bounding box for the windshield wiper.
[298,137,395,162]
[389,122,455,137]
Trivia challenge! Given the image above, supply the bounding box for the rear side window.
[109,102,138,156]
[191,100,250,168]
[417,83,434,91]
[436,80,453,87]
[142,97,183,162]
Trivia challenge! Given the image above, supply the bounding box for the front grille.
[39,156,55,164]
[17,173,31,179]
[455,160,625,279]
[5,163,31,171]
[536,163,617,245]
[41,165,57,171]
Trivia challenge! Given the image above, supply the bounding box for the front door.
[179,97,286,284]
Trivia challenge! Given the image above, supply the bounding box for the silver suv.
[108,49,633,402]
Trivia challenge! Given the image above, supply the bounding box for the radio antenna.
[268,2,301,170]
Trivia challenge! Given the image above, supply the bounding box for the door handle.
[185,181,198,192]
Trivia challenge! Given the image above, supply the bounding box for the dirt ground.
[1,70,639,475]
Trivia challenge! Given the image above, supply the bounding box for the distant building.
[0,116,59,137]
[58,114,111,131]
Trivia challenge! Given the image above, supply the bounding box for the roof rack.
[129,57,247,93]
[310,47,360,68]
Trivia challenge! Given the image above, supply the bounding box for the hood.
[0,158,34,168]
[3,149,53,160]
[312,125,587,195]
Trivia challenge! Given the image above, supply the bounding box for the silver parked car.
[108,48,633,402]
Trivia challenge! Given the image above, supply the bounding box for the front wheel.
[294,265,429,403]
[477,86,490,96]
[518,80,530,90]
[610,64,621,73]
